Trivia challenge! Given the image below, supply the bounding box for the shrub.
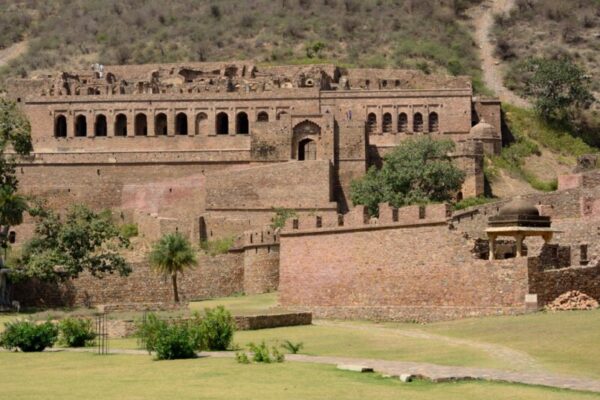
[270,208,297,229]
[58,318,95,347]
[200,306,235,351]
[200,236,235,256]
[120,223,139,239]
[247,341,285,363]
[153,322,199,360]
[0,320,58,352]
[136,313,203,360]
[235,351,251,364]
[281,340,304,354]
[453,196,494,211]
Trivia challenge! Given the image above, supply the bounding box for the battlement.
[282,203,451,235]
[243,226,280,248]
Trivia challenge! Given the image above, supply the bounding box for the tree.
[350,137,465,215]
[523,57,595,122]
[14,204,131,282]
[149,233,197,303]
[0,99,32,269]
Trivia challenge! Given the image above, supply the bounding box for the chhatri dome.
[469,119,496,138]
[497,197,540,217]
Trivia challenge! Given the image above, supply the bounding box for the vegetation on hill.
[493,0,600,96]
[0,0,487,90]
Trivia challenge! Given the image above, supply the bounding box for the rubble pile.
[546,291,599,311]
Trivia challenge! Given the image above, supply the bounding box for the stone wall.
[528,260,600,305]
[279,211,531,322]
[13,252,244,307]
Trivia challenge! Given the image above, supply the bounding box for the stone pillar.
[187,111,194,136]
[147,111,155,137]
[407,111,414,134]
[516,234,524,257]
[391,109,398,134]
[66,113,74,138]
[107,113,115,137]
[229,110,236,136]
[169,110,176,136]
[488,234,497,260]
[126,110,134,137]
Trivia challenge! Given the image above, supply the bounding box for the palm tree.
[149,233,197,303]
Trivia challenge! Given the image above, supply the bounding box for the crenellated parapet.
[242,226,280,248]
[282,203,452,234]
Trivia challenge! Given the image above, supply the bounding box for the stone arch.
[216,112,229,135]
[383,112,392,133]
[298,138,317,161]
[74,115,87,137]
[367,112,377,134]
[54,115,67,137]
[135,113,148,136]
[257,111,269,122]
[115,113,127,136]
[276,111,288,120]
[236,112,249,134]
[398,113,408,133]
[176,113,188,135]
[292,120,321,160]
[155,113,167,135]
[95,114,107,137]
[429,112,439,132]
[195,112,208,135]
[413,112,423,133]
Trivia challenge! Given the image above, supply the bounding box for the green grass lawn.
[413,310,600,379]
[0,352,598,400]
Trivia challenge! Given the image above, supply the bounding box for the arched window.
[95,115,107,137]
[257,111,269,122]
[398,113,408,133]
[115,113,127,136]
[195,113,208,135]
[135,113,147,136]
[155,113,167,135]
[216,112,229,135]
[236,112,249,134]
[55,115,67,137]
[382,113,392,133]
[298,138,317,161]
[276,111,287,120]
[75,115,87,137]
[429,112,439,132]
[413,113,423,133]
[367,112,377,134]
[176,113,188,135]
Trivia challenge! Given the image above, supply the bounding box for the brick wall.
[279,219,530,322]
[13,252,244,307]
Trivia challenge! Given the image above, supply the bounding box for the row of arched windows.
[367,112,439,134]
[54,111,272,137]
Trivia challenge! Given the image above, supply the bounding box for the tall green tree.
[149,233,197,303]
[523,57,595,123]
[15,204,131,282]
[350,137,465,215]
[0,99,32,265]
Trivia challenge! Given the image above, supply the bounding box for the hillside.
[491,0,600,100]
[0,0,486,90]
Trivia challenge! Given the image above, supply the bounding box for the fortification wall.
[13,252,244,307]
[243,228,280,295]
[528,260,600,305]
[279,204,530,322]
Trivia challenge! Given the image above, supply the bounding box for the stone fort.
[7,61,599,321]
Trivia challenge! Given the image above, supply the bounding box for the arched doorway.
[155,113,167,135]
[176,113,188,135]
[95,115,107,136]
[216,112,229,135]
[236,112,249,134]
[135,113,147,136]
[55,115,67,137]
[74,115,87,137]
[298,138,317,161]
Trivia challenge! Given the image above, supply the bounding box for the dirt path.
[315,320,542,372]
[0,41,28,68]
[469,0,530,107]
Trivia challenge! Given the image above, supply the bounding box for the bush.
[120,223,139,239]
[58,318,95,347]
[153,322,200,360]
[200,236,235,256]
[247,341,285,363]
[200,306,235,351]
[453,196,494,211]
[136,313,203,360]
[235,351,251,364]
[0,320,58,352]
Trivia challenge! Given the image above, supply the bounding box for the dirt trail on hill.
[470,0,530,107]
[0,41,28,69]
[315,320,543,372]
